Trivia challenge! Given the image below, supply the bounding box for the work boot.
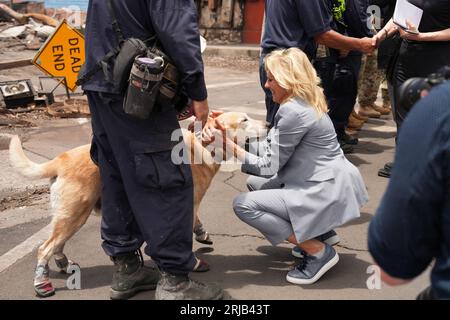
[345,128,358,136]
[110,250,160,300]
[338,139,354,154]
[347,115,365,130]
[340,133,358,145]
[351,110,368,122]
[155,271,223,300]
[371,104,391,115]
[358,105,381,118]
[378,161,394,178]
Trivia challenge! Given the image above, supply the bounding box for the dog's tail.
[9,135,59,179]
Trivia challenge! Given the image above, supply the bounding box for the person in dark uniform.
[260,0,375,129]
[317,0,373,154]
[368,79,450,300]
[80,0,223,300]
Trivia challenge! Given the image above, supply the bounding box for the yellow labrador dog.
[9,111,266,297]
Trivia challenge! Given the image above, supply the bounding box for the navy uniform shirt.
[261,0,332,59]
[82,0,206,101]
[368,80,450,299]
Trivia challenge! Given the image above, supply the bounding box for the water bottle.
[123,56,164,120]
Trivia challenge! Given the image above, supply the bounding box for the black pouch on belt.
[111,38,149,93]
[123,55,165,120]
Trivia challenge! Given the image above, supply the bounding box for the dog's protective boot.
[55,255,80,275]
[34,264,55,298]
[193,257,210,272]
[155,271,223,300]
[194,222,213,245]
[110,250,160,300]
[55,255,69,273]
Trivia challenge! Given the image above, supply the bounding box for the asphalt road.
[0,61,430,301]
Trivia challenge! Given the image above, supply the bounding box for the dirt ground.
[0,186,49,212]
[204,55,259,73]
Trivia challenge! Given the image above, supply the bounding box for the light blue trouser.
[233,176,294,246]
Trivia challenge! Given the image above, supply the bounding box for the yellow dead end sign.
[33,19,85,92]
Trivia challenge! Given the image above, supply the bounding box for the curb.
[204,45,261,59]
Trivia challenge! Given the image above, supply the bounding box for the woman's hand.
[202,121,220,146]
[398,20,421,41]
[202,118,228,148]
[201,119,229,161]
[201,112,225,146]
[204,119,245,161]
[189,110,224,141]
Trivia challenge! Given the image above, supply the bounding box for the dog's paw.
[195,232,213,245]
[35,264,50,280]
[55,256,79,274]
[55,255,69,273]
[193,258,210,272]
[34,281,55,298]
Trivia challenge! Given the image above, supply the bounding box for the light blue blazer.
[242,98,369,242]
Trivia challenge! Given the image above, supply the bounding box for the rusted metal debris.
[0,59,33,70]
[0,3,28,24]
[0,4,58,26]
[0,114,35,127]
[0,96,90,128]
[47,99,90,118]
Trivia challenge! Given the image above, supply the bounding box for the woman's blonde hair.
[264,48,328,116]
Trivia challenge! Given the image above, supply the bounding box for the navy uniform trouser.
[315,54,362,139]
[86,91,196,275]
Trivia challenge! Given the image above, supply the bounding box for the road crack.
[336,244,368,252]
[209,233,266,240]
[209,234,369,253]
[223,172,245,192]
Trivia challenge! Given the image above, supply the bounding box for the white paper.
[393,0,423,33]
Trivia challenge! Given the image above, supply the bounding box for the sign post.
[33,19,85,93]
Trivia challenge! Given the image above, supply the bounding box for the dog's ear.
[210,110,224,119]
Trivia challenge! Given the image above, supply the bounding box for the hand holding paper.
[398,19,423,40]
[393,0,423,34]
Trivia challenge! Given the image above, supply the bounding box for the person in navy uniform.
[80,0,222,300]
[317,0,373,154]
[260,0,375,129]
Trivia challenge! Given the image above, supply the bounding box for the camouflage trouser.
[357,50,390,107]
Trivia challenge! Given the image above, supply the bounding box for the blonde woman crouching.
[206,48,368,284]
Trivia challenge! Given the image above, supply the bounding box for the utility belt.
[76,0,185,120]
[314,45,339,64]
